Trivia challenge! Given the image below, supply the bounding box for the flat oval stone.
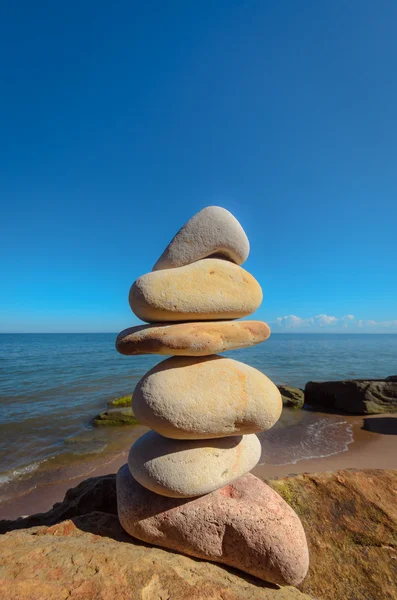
[133,356,282,439]
[117,466,310,586]
[153,206,250,271]
[128,431,261,498]
[129,259,262,323]
[115,320,270,356]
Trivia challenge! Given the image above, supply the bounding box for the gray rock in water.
[93,406,138,426]
[304,379,397,414]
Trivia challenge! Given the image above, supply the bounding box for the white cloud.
[271,314,397,333]
[316,314,337,325]
[275,315,306,328]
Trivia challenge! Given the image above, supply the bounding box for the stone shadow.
[0,472,279,593]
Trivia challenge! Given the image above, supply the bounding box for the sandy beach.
[0,413,396,521]
[255,413,397,478]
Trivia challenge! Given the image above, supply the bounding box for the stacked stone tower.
[116,207,309,586]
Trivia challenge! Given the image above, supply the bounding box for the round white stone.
[128,431,261,498]
[132,356,282,439]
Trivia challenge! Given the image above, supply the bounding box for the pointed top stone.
[152,206,250,271]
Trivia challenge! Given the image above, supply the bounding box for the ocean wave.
[0,461,43,486]
[258,416,355,466]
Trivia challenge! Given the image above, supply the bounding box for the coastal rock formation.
[118,465,309,586]
[305,379,397,414]
[116,320,271,356]
[107,394,132,407]
[1,469,396,600]
[271,468,397,600]
[128,431,261,497]
[93,406,138,426]
[153,205,250,270]
[278,385,305,409]
[129,258,263,322]
[133,355,282,438]
[0,521,311,600]
[115,206,308,585]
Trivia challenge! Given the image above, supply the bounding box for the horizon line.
[2,332,397,335]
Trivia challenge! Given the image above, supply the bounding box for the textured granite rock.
[129,258,262,323]
[117,466,309,587]
[305,379,397,414]
[153,205,250,271]
[116,320,271,356]
[128,431,261,497]
[133,355,282,439]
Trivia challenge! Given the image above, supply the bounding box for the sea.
[1,333,396,506]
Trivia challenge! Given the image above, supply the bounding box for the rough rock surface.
[129,258,262,323]
[128,431,261,497]
[116,320,271,356]
[153,205,250,271]
[278,386,305,409]
[133,355,282,438]
[118,466,309,587]
[305,379,397,414]
[1,469,396,600]
[0,521,311,600]
[270,469,397,600]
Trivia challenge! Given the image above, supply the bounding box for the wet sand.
[254,413,397,478]
[0,414,396,520]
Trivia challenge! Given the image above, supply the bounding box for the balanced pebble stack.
[116,206,309,586]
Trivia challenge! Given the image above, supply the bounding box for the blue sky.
[1,1,396,333]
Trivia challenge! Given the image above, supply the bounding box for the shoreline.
[255,413,397,478]
[0,414,396,521]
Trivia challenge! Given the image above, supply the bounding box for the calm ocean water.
[0,333,396,503]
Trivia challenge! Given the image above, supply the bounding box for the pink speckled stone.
[117,465,309,586]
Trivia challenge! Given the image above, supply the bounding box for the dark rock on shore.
[278,386,305,409]
[0,474,118,533]
[305,379,397,414]
[2,469,397,599]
